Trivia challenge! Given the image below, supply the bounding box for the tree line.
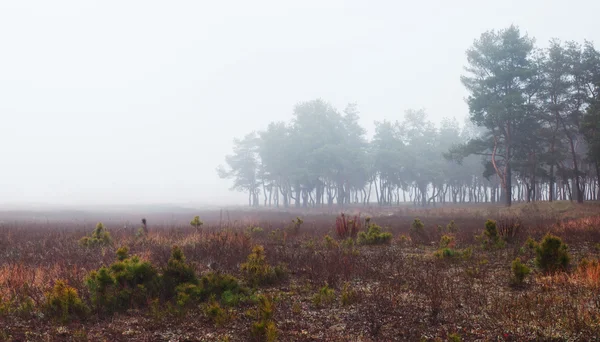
[218,26,600,207]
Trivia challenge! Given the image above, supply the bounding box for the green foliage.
[86,249,160,314]
[204,297,229,326]
[439,234,455,249]
[448,333,462,342]
[535,233,570,273]
[357,223,392,245]
[246,226,265,238]
[176,272,245,307]
[312,284,335,308]
[250,294,277,342]
[340,282,359,306]
[323,234,339,249]
[479,219,505,249]
[79,222,111,247]
[511,257,531,286]
[434,234,470,260]
[190,216,204,231]
[410,218,428,243]
[44,280,89,322]
[162,246,198,299]
[240,245,286,287]
[434,246,472,260]
[288,217,303,234]
[525,237,538,250]
[446,220,458,233]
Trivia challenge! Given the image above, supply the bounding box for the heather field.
[1,202,600,341]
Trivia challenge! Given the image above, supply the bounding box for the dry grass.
[1,203,600,341]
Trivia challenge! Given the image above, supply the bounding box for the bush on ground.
[79,222,111,247]
[86,246,160,314]
[535,233,570,273]
[44,280,89,323]
[357,223,392,245]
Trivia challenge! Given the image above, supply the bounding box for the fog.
[0,0,598,207]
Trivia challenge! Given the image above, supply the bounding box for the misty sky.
[1,0,599,207]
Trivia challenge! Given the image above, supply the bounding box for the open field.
[1,202,600,341]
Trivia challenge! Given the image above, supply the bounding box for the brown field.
[1,201,600,341]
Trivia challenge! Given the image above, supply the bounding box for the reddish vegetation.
[335,213,362,239]
[1,203,600,341]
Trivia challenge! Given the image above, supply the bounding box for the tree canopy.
[218,26,600,207]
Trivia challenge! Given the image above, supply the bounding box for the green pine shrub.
[357,223,392,245]
[190,216,203,231]
[86,246,160,314]
[162,246,198,299]
[44,280,89,322]
[511,257,531,286]
[409,218,428,244]
[250,294,277,342]
[240,245,287,287]
[535,233,570,273]
[312,284,335,308]
[79,222,111,247]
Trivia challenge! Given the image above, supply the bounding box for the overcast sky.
[0,0,598,207]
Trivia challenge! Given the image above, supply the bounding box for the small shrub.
[246,226,266,238]
[176,272,245,307]
[525,237,538,250]
[439,234,455,249]
[312,284,335,308]
[250,295,277,342]
[204,297,229,326]
[162,246,198,299]
[79,222,111,247]
[434,247,472,260]
[44,280,89,322]
[323,235,339,249]
[446,220,458,233]
[335,213,361,239]
[268,229,286,245]
[497,216,521,242]
[396,234,412,245]
[190,216,203,231]
[357,223,392,245]
[511,257,531,286]
[240,246,286,287]
[86,248,160,314]
[288,217,304,234]
[448,333,462,342]
[340,282,359,306]
[535,233,570,273]
[410,218,428,244]
[480,219,505,249]
[136,218,148,238]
